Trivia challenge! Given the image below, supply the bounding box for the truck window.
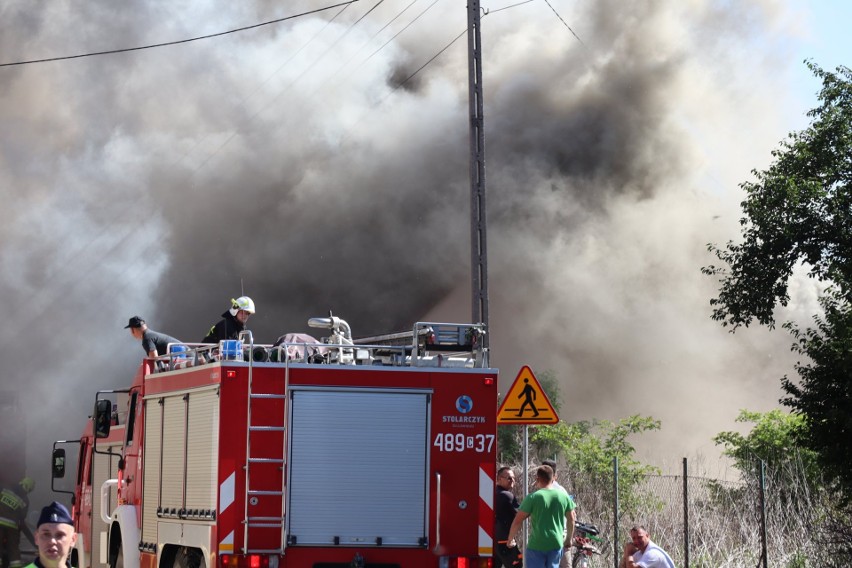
[125,392,138,446]
[85,443,93,486]
[77,441,87,486]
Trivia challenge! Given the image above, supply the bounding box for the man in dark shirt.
[494,466,521,568]
[125,316,181,357]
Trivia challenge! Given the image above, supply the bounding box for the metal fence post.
[613,456,619,568]
[683,457,689,568]
[759,459,767,568]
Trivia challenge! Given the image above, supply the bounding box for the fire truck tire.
[172,547,203,568]
[110,541,124,568]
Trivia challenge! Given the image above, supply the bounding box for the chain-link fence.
[515,457,845,568]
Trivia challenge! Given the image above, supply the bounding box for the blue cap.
[37,501,73,527]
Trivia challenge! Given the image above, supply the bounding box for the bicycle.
[570,521,603,568]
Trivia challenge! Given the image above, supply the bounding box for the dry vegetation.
[515,458,849,567]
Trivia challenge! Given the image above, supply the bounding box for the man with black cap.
[25,501,76,568]
[125,316,181,358]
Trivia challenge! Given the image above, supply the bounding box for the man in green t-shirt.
[506,464,576,568]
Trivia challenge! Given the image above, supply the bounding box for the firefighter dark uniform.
[0,482,31,568]
[201,296,255,343]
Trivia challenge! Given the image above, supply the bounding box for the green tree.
[714,409,852,560]
[496,371,660,513]
[704,62,852,500]
[713,409,820,485]
[782,292,852,495]
[531,415,661,514]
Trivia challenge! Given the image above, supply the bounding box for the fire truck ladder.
[242,330,287,555]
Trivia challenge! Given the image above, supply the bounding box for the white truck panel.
[161,395,186,511]
[185,389,219,512]
[141,399,162,545]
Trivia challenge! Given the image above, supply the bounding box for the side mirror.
[52,448,66,479]
[94,399,112,438]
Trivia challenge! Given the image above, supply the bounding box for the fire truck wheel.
[109,541,123,568]
[173,547,202,568]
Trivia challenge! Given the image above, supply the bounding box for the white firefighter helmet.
[231,296,256,315]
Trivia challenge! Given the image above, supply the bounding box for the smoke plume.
[0,0,819,500]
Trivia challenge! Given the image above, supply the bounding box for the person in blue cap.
[24,501,76,568]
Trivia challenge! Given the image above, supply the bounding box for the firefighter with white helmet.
[0,477,36,568]
[201,296,256,343]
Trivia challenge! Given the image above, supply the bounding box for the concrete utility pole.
[467,1,489,344]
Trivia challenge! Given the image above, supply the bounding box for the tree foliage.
[714,409,852,558]
[704,62,852,500]
[496,371,660,512]
[781,291,852,498]
[531,416,662,520]
[531,415,661,499]
[713,409,820,484]
[704,62,852,328]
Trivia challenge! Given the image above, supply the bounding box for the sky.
[786,1,852,123]
[1,0,851,499]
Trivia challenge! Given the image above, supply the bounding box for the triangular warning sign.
[497,366,559,424]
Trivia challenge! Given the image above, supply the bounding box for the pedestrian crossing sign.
[496,366,559,424]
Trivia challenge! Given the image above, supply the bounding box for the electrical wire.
[359,0,442,69]
[0,0,359,68]
[339,22,466,144]
[182,2,358,179]
[304,0,439,102]
[541,0,584,44]
[13,0,532,328]
[489,0,535,14]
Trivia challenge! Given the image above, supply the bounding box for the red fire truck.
[52,317,497,568]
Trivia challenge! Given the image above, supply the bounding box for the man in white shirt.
[619,525,675,568]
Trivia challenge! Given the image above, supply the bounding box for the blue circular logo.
[456,395,473,414]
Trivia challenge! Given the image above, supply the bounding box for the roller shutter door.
[287,388,430,546]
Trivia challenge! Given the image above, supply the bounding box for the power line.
[0,0,359,68]
[14,0,526,323]
[490,0,535,14]
[541,0,584,45]
[339,26,465,143]
[181,2,358,179]
[359,0,442,69]
[312,0,440,100]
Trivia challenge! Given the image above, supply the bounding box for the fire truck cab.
[53,318,497,568]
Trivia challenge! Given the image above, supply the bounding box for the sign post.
[497,366,560,550]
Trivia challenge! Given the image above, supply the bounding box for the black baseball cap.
[124,316,145,329]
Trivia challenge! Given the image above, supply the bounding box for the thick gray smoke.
[0,0,820,501]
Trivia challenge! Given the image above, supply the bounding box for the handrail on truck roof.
[148,320,489,373]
